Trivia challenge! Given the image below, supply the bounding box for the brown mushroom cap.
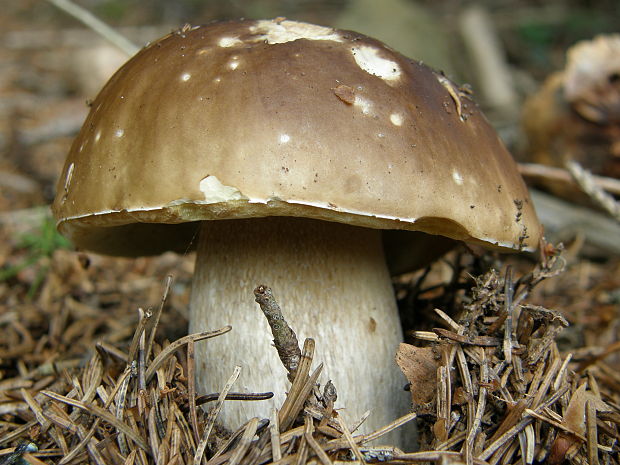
[52,19,541,257]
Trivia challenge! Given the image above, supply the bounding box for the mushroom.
[52,19,541,443]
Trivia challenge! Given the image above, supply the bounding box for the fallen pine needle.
[41,390,150,451]
[145,326,232,383]
[194,365,241,465]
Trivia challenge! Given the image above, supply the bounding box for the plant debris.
[254,285,301,382]
[0,227,618,464]
[397,247,620,464]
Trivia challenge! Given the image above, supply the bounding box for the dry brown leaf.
[395,343,440,406]
[549,383,612,464]
[563,383,610,435]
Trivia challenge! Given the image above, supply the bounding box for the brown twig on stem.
[254,285,302,381]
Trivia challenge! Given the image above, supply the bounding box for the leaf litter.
[0,233,618,464]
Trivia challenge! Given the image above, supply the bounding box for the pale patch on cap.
[354,95,373,115]
[199,175,247,203]
[351,45,401,83]
[228,57,240,70]
[218,36,244,48]
[390,113,403,126]
[249,20,342,45]
[452,171,464,185]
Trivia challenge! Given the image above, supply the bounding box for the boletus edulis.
[52,19,541,444]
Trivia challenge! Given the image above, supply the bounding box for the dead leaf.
[549,383,612,463]
[395,343,440,406]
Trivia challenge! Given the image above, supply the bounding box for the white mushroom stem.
[189,217,408,442]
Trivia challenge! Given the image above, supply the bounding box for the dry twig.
[45,0,139,55]
[566,160,620,221]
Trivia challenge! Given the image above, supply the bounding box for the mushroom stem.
[189,217,408,441]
